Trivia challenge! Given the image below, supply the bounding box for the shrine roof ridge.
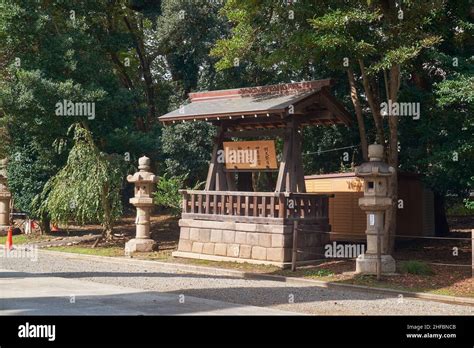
[158,79,351,127]
[188,79,334,102]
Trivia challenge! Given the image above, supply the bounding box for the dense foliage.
[153,173,204,217]
[0,0,471,235]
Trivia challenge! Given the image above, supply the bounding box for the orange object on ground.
[6,227,13,250]
[51,224,59,232]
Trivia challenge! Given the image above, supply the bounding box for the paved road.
[0,269,293,315]
[0,248,472,315]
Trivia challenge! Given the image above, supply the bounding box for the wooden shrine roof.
[158,79,352,129]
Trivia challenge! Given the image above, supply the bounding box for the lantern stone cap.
[138,156,150,171]
[355,144,395,177]
[368,144,384,161]
[358,196,392,209]
[127,156,157,183]
[355,162,395,177]
[129,197,154,206]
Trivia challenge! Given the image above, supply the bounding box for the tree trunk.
[385,64,401,253]
[359,59,385,145]
[40,213,51,235]
[433,193,450,236]
[123,15,156,132]
[102,225,113,240]
[347,69,369,161]
[101,184,114,240]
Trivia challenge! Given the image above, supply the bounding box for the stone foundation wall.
[176,218,330,264]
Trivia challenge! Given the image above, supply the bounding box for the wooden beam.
[223,129,286,138]
[319,87,352,125]
[223,168,279,173]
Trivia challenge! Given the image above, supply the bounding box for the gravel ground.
[1,250,472,315]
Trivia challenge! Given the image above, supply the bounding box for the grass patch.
[48,246,124,257]
[0,234,44,245]
[276,266,338,280]
[398,260,434,275]
[301,268,335,278]
[169,258,280,273]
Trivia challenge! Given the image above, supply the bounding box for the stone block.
[202,242,215,255]
[189,228,200,241]
[180,227,190,240]
[235,223,257,232]
[239,245,252,259]
[251,246,267,260]
[215,243,227,256]
[271,234,284,247]
[210,229,222,242]
[246,232,259,246]
[235,232,247,244]
[178,239,192,252]
[356,254,396,275]
[216,221,236,231]
[125,238,155,253]
[191,242,204,253]
[255,224,286,234]
[226,244,240,257]
[266,248,291,262]
[258,233,272,247]
[199,229,211,242]
[222,230,235,243]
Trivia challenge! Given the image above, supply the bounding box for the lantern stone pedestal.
[125,156,157,254]
[0,158,11,233]
[355,144,396,275]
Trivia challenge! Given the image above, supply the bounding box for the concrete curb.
[5,246,474,307]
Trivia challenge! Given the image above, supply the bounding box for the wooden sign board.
[222,140,278,170]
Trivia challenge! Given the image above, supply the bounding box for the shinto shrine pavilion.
[159,79,352,267]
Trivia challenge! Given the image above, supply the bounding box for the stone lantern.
[125,156,157,253]
[0,158,11,232]
[355,144,396,274]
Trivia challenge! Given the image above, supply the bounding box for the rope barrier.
[311,230,472,241]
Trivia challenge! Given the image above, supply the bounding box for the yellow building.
[305,172,435,241]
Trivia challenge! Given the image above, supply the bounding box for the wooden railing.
[179,190,331,222]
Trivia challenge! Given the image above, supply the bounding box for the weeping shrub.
[33,124,125,238]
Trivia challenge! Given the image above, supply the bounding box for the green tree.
[0,0,136,228]
[33,124,125,238]
[161,122,215,184]
[211,0,462,251]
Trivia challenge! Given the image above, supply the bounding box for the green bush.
[464,198,474,210]
[153,173,203,217]
[446,202,473,216]
[399,261,434,276]
[304,269,334,277]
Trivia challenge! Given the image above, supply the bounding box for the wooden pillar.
[289,124,298,192]
[275,119,305,193]
[276,123,293,193]
[205,126,228,191]
[293,127,307,193]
